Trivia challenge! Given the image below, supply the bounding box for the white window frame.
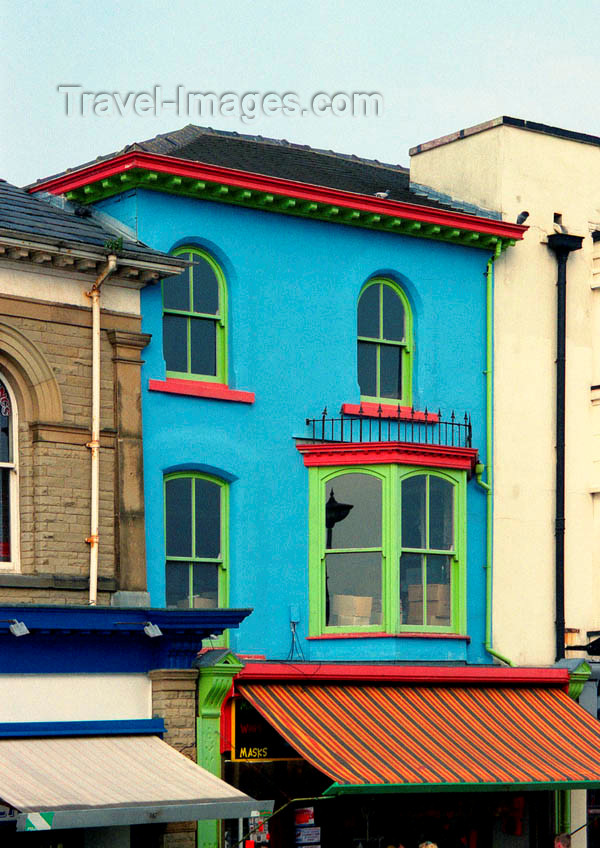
[0,374,20,572]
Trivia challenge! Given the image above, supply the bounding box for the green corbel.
[568,660,591,700]
[196,650,245,848]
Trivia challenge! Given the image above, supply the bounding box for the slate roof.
[30,125,468,213]
[0,179,183,268]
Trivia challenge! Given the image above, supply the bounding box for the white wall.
[0,674,152,722]
[412,123,600,667]
[0,261,141,314]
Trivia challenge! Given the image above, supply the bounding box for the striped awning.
[237,682,600,793]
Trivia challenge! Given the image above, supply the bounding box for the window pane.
[192,257,220,315]
[166,561,190,608]
[0,381,11,464]
[325,473,381,549]
[163,256,191,311]
[380,344,402,398]
[429,477,454,550]
[165,477,192,557]
[163,315,188,373]
[192,564,219,608]
[357,342,377,397]
[382,285,405,341]
[426,554,452,626]
[326,552,381,626]
[401,475,426,549]
[400,553,423,625]
[190,318,217,376]
[358,284,380,339]
[0,468,10,562]
[195,478,220,558]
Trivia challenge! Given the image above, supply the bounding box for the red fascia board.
[148,377,254,403]
[29,151,526,240]
[342,403,439,422]
[234,662,569,687]
[296,441,478,471]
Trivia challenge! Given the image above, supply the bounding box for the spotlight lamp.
[0,619,30,637]
[143,621,163,638]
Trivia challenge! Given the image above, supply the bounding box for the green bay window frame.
[163,247,228,382]
[308,464,466,636]
[357,278,412,406]
[164,472,229,610]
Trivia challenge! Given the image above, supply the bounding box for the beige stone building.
[0,181,260,848]
[0,179,186,605]
[410,116,600,846]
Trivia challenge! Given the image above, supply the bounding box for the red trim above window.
[342,403,439,422]
[296,440,478,472]
[148,378,254,403]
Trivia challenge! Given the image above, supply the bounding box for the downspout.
[86,255,117,605]
[546,233,583,661]
[476,241,514,666]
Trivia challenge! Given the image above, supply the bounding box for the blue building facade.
[85,133,521,669]
[29,131,600,848]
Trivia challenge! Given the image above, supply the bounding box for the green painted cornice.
[65,168,516,253]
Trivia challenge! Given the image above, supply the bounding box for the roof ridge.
[131,124,409,174]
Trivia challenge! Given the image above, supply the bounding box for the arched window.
[323,471,383,628]
[357,279,412,404]
[162,248,227,382]
[0,376,19,571]
[309,464,464,635]
[399,472,455,627]
[164,473,228,609]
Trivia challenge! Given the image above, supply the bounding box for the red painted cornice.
[234,662,569,687]
[29,151,526,240]
[296,440,478,471]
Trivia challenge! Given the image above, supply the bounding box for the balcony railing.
[305,406,472,448]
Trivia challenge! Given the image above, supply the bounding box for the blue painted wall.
[97,189,492,665]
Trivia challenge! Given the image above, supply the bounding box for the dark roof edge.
[409,116,600,156]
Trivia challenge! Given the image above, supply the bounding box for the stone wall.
[150,669,200,848]
[0,289,149,603]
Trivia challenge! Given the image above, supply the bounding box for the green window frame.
[164,472,229,610]
[357,278,412,405]
[162,247,227,382]
[308,464,466,635]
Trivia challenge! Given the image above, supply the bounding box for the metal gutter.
[547,233,584,661]
[478,245,514,666]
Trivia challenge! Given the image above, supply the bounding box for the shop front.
[221,664,600,848]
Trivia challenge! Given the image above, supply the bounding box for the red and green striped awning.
[237,682,600,793]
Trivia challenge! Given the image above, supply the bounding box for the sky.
[1,0,599,187]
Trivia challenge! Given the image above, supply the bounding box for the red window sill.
[148,378,255,403]
[308,631,470,641]
[342,402,439,422]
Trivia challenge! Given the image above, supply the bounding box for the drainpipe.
[86,255,117,605]
[546,233,583,661]
[476,242,514,667]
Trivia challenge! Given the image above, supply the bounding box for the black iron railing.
[305,406,472,448]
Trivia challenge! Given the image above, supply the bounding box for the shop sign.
[295,826,321,844]
[232,698,302,761]
[294,807,315,826]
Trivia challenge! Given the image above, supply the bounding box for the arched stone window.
[0,375,19,571]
